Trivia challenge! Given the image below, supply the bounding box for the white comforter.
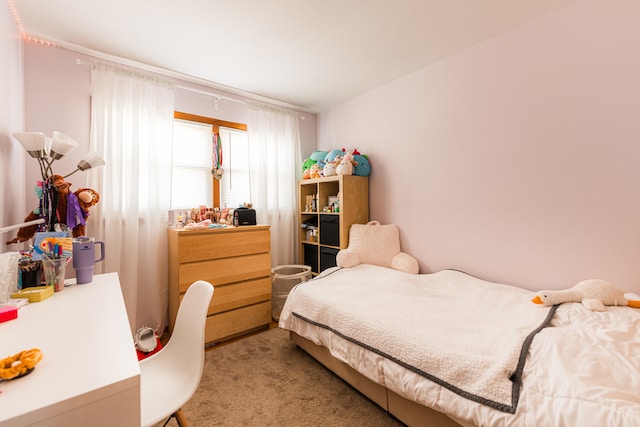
[279,264,640,427]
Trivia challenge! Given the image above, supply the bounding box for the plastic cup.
[42,258,67,292]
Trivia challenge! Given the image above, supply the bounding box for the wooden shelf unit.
[168,225,271,345]
[298,175,369,274]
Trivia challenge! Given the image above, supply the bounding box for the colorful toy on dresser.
[302,148,371,179]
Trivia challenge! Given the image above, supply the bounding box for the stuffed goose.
[532,279,640,312]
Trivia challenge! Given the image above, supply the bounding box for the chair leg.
[161,413,176,427]
[175,409,190,427]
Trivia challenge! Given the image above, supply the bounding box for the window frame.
[174,111,247,209]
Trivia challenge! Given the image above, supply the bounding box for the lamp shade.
[77,151,106,171]
[50,131,79,160]
[12,132,46,158]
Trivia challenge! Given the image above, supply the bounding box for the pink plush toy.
[336,151,358,176]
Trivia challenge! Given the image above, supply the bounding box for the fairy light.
[7,0,57,47]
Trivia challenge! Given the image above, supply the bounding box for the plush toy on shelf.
[322,158,338,177]
[302,151,328,179]
[336,151,358,176]
[309,163,321,179]
[531,279,640,311]
[301,157,316,180]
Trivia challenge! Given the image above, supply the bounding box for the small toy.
[309,163,321,179]
[531,279,640,311]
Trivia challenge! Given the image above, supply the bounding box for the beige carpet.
[157,327,405,426]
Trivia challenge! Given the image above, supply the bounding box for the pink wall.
[23,44,92,211]
[318,0,640,293]
[0,5,26,252]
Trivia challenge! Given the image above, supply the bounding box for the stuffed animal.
[301,157,316,179]
[323,149,344,164]
[309,163,321,179]
[322,159,337,177]
[531,279,640,311]
[5,211,41,244]
[6,175,69,244]
[68,188,100,237]
[52,174,72,228]
[6,176,99,243]
[336,151,358,176]
[336,221,419,274]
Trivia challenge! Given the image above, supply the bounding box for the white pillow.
[336,221,419,274]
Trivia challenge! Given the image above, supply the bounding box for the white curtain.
[247,103,301,267]
[87,63,175,334]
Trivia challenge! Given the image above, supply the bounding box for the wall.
[0,4,26,253]
[318,0,640,293]
[22,43,317,212]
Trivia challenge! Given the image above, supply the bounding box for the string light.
[7,0,57,47]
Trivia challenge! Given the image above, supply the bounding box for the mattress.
[279,264,640,427]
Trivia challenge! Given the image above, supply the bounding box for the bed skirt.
[290,331,467,427]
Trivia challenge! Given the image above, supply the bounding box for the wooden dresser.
[167,225,271,345]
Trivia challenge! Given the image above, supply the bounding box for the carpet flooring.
[156,327,405,426]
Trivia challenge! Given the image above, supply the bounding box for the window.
[219,126,250,209]
[171,112,248,210]
[171,119,213,209]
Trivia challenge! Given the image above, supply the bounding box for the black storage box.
[303,244,319,273]
[320,246,339,272]
[319,215,340,246]
[233,207,257,226]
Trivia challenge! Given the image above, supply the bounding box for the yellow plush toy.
[532,279,640,311]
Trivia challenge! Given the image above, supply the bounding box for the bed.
[278,264,640,427]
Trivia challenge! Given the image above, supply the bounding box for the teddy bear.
[67,188,100,237]
[6,176,99,243]
[336,221,419,274]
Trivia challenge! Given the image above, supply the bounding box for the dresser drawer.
[178,252,271,291]
[168,225,271,343]
[209,277,271,315]
[204,301,271,344]
[177,228,270,263]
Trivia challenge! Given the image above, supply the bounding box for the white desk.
[0,273,141,426]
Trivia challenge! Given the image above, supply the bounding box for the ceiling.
[11,0,573,112]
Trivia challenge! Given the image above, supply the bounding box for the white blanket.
[279,264,554,412]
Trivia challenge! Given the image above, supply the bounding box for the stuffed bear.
[6,176,99,243]
[336,221,419,274]
[67,188,100,237]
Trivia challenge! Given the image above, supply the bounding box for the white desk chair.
[140,280,214,427]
